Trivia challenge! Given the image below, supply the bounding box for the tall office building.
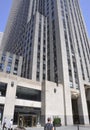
[0,0,90,126]
[1,0,30,54]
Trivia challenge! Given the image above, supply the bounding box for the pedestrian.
[2,117,7,130]
[8,119,13,130]
[44,117,54,130]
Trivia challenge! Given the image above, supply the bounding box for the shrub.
[53,117,61,126]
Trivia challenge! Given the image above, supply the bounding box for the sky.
[0,0,90,38]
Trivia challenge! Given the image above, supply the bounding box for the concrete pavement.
[26,125,90,130]
[0,125,90,130]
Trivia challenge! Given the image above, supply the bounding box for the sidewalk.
[26,125,90,130]
[56,125,90,130]
[0,125,90,130]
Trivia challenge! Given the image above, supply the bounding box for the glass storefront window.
[16,86,41,102]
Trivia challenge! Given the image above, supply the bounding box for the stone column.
[3,79,17,124]
[64,86,73,125]
[77,86,89,124]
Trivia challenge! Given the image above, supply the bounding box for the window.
[69,82,73,88]
[0,63,4,71]
[43,73,45,80]
[36,72,40,80]
[8,56,12,63]
[37,62,40,69]
[43,64,46,70]
[43,47,46,53]
[43,55,46,61]
[0,82,7,97]
[13,67,18,75]
[1,55,6,62]
[15,59,19,66]
[52,11,54,18]
[16,86,41,101]
[6,65,11,73]
[38,37,41,42]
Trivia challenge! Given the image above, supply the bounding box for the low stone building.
[0,72,64,127]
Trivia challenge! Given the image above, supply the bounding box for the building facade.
[0,73,64,126]
[21,12,47,81]
[0,0,90,126]
[1,0,30,54]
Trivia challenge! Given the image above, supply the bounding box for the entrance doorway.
[18,114,37,127]
[85,88,90,122]
[87,101,90,122]
[72,99,80,124]
[14,106,41,127]
[0,105,4,123]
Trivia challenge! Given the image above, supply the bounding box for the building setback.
[0,0,90,127]
[21,12,47,81]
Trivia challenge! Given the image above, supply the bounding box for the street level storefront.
[0,72,41,127]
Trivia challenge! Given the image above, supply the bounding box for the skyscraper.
[1,0,30,54]
[0,0,90,126]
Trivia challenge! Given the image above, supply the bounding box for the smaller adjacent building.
[0,72,64,127]
[0,51,22,76]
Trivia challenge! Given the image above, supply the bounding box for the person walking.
[8,119,13,130]
[2,117,7,130]
[44,117,54,130]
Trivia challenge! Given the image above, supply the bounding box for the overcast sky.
[0,0,90,38]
